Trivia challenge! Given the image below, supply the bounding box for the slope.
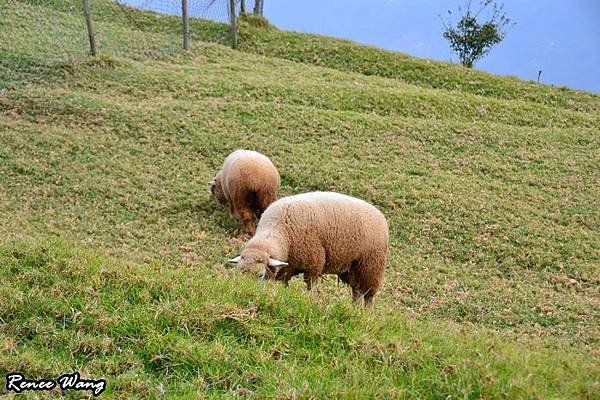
[0,1,598,398]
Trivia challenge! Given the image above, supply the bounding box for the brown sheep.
[210,150,280,235]
[228,192,389,307]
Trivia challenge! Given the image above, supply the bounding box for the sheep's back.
[220,150,279,196]
[258,192,388,267]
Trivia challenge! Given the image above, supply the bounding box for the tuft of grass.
[0,0,599,398]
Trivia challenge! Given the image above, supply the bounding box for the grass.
[1,0,599,398]
[1,239,598,398]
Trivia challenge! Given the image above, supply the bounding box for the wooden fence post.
[229,0,237,49]
[82,0,97,56]
[182,0,190,50]
[253,0,261,16]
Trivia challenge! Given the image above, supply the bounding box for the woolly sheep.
[210,150,280,235]
[228,191,389,307]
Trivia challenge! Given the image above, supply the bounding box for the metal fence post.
[182,0,190,50]
[229,0,238,49]
[82,0,97,56]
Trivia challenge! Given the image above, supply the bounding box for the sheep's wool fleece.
[219,150,279,196]
[223,149,273,167]
[254,192,388,275]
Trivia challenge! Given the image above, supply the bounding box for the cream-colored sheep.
[228,192,389,307]
[210,150,280,235]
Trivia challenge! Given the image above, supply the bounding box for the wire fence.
[1,0,261,82]
[108,0,266,51]
[112,0,243,52]
[115,0,233,23]
[112,0,265,49]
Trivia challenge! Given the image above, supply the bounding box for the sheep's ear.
[268,258,288,267]
[227,256,242,264]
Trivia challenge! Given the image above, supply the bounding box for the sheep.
[210,150,280,235]
[228,191,389,307]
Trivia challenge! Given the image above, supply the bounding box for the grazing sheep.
[210,150,280,235]
[228,192,389,307]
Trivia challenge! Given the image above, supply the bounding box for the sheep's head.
[227,249,288,280]
[209,176,227,205]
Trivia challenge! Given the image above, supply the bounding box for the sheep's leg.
[236,206,256,236]
[339,269,363,305]
[351,251,385,308]
[352,287,364,305]
[275,266,300,285]
[363,292,375,308]
[229,187,257,236]
[304,273,319,291]
[303,245,325,291]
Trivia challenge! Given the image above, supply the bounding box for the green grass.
[1,0,599,398]
[1,239,598,399]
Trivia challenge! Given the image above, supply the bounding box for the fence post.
[182,0,190,50]
[240,0,245,13]
[82,0,97,56]
[253,0,262,16]
[229,0,237,49]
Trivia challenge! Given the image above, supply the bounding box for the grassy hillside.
[1,239,597,398]
[237,15,599,114]
[1,1,599,398]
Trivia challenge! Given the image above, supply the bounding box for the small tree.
[441,0,513,68]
